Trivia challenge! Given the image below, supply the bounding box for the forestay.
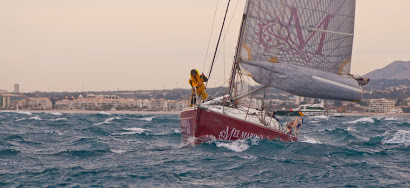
[238,0,362,101]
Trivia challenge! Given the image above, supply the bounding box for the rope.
[202,0,220,72]
[207,0,231,82]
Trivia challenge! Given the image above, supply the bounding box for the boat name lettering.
[219,127,263,140]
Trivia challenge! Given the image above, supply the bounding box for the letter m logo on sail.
[287,7,334,55]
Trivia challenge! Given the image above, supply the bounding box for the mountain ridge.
[363,61,410,80]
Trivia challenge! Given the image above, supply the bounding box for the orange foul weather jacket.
[189,72,208,102]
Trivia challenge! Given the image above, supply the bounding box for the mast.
[228,0,250,99]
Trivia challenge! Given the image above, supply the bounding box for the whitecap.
[50,112,62,116]
[181,137,197,148]
[110,149,127,154]
[384,117,397,121]
[15,118,26,122]
[45,130,63,135]
[173,129,181,134]
[94,117,121,125]
[120,127,149,135]
[382,130,410,144]
[345,117,374,124]
[29,116,42,120]
[240,155,257,160]
[97,111,111,115]
[347,127,356,132]
[49,118,67,121]
[19,111,33,115]
[301,136,322,144]
[3,111,33,115]
[138,116,154,122]
[216,140,250,152]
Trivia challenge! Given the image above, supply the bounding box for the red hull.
[180,107,298,144]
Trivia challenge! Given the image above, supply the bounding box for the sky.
[1,0,409,92]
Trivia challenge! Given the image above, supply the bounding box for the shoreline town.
[1,110,409,117]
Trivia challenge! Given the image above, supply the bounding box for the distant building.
[167,100,188,111]
[369,98,396,113]
[1,94,11,109]
[151,99,168,111]
[14,84,19,93]
[26,97,53,110]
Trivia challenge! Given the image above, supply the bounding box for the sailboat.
[181,0,368,144]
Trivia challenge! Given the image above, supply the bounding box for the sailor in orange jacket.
[189,69,208,106]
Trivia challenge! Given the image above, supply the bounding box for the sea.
[0,111,409,187]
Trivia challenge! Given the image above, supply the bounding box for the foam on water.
[215,140,250,152]
[384,116,398,121]
[138,116,155,122]
[382,130,410,144]
[50,112,62,116]
[110,149,127,154]
[345,117,375,124]
[173,129,181,134]
[29,116,42,120]
[15,118,26,122]
[1,111,33,115]
[239,155,257,160]
[301,136,322,144]
[94,117,121,125]
[49,118,67,121]
[16,111,33,115]
[97,111,111,115]
[121,127,149,135]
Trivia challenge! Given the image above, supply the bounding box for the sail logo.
[218,126,263,140]
[256,6,334,58]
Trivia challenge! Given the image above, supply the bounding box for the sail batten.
[237,0,361,101]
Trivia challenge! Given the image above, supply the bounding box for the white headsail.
[238,0,362,101]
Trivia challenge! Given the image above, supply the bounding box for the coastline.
[1,110,180,115]
[1,110,409,116]
[343,112,410,116]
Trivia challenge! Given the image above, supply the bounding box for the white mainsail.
[238,0,362,101]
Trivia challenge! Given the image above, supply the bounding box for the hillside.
[364,61,410,80]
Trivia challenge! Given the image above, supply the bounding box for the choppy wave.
[382,130,410,144]
[110,149,127,154]
[117,127,150,135]
[97,111,111,115]
[301,136,322,144]
[50,112,63,116]
[29,116,43,120]
[0,112,409,187]
[1,110,33,115]
[345,117,375,124]
[215,140,250,152]
[49,118,67,121]
[94,117,121,125]
[137,116,155,122]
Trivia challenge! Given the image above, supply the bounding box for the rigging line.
[220,1,241,85]
[207,0,232,84]
[214,0,241,58]
[202,0,220,72]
